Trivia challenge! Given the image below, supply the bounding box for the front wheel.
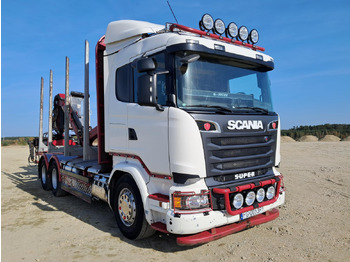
[48,161,67,197]
[112,175,155,240]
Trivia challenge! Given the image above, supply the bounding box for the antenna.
[167,1,179,24]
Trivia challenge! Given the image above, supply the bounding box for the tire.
[112,174,155,240]
[38,159,51,191]
[49,161,67,197]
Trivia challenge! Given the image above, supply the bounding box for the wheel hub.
[118,188,136,227]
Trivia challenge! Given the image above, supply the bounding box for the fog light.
[200,14,214,31]
[214,18,225,35]
[256,188,265,202]
[245,191,255,206]
[233,193,244,209]
[226,22,238,38]
[249,29,259,44]
[238,26,249,41]
[266,186,275,200]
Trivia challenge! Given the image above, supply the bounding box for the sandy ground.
[2,143,350,262]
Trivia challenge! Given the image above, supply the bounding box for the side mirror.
[137,74,164,111]
[137,58,156,73]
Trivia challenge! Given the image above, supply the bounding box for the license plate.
[240,207,263,220]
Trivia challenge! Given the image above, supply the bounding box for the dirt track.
[2,143,350,261]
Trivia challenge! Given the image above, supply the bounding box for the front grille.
[216,157,270,170]
[212,146,270,158]
[202,133,277,179]
[211,136,270,146]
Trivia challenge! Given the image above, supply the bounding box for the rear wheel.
[49,161,67,197]
[112,175,155,240]
[38,160,51,191]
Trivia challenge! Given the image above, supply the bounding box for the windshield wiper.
[182,104,233,113]
[234,106,269,114]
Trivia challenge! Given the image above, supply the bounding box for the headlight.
[256,188,265,202]
[249,29,259,44]
[200,14,214,31]
[186,195,209,209]
[266,186,275,200]
[214,18,225,35]
[233,193,244,209]
[238,26,249,41]
[226,22,238,38]
[173,191,211,211]
[245,191,255,206]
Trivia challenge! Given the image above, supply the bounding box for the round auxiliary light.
[214,18,225,35]
[266,186,276,200]
[226,22,238,38]
[233,193,244,209]
[256,188,265,203]
[249,29,259,44]
[200,14,214,31]
[238,26,249,41]
[245,191,256,206]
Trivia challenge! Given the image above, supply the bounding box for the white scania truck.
[37,14,285,245]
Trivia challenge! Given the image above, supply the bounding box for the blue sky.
[2,0,350,137]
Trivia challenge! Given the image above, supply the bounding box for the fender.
[107,161,151,222]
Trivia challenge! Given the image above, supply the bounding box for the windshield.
[175,52,274,113]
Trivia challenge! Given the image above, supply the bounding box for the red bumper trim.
[176,208,279,246]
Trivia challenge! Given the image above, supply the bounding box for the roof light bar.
[170,15,266,51]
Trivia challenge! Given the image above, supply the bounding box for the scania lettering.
[227,120,264,130]
[34,13,285,246]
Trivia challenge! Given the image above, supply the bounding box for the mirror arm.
[155,104,165,111]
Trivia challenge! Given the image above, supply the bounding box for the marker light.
[249,29,259,44]
[256,188,265,202]
[214,18,225,35]
[245,191,256,206]
[233,193,244,209]
[226,22,238,38]
[238,26,249,41]
[200,14,214,31]
[266,186,276,200]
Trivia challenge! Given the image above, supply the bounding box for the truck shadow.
[2,165,195,252]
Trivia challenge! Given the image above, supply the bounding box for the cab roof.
[105,20,164,45]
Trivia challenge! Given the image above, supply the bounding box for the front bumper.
[166,189,285,235]
[166,176,285,235]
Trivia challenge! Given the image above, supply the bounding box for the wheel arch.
[107,164,150,218]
